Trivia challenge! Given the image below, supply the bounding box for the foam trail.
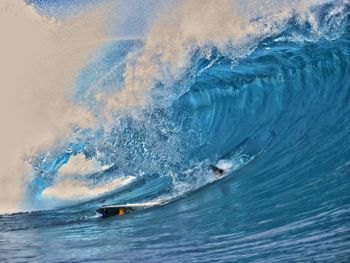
[0,0,110,213]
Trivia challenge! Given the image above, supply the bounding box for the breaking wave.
[1,0,350,261]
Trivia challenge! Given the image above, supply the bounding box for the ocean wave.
[22,0,350,213]
[1,1,350,261]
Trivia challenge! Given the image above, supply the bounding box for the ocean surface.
[1,0,350,262]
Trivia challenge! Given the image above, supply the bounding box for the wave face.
[1,0,350,262]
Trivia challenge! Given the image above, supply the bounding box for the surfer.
[96,167,224,217]
[209,164,224,176]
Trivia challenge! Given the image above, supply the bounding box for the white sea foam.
[42,176,135,200]
[102,0,330,113]
[37,153,132,208]
[59,153,112,177]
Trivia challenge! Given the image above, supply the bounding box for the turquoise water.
[1,1,350,262]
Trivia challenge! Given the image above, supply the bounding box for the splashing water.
[1,0,350,262]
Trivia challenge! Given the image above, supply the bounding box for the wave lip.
[1,1,350,262]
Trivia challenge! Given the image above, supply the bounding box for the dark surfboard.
[96,202,161,217]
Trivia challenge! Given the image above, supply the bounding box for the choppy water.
[1,0,350,262]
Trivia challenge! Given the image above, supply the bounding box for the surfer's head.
[209,164,224,176]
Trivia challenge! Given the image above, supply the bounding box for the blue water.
[2,1,350,262]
